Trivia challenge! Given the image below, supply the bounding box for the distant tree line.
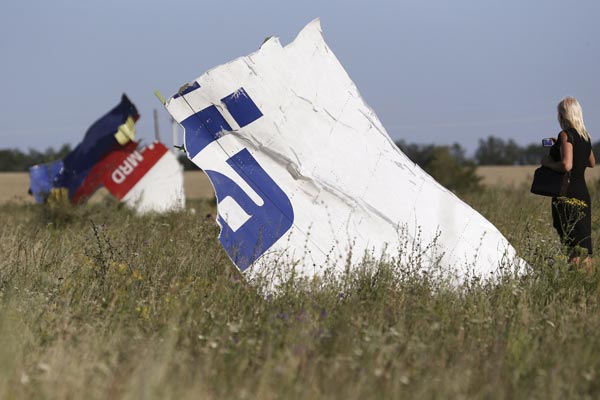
[399,136,600,166]
[0,145,198,172]
[0,145,72,172]
[178,154,198,171]
[395,140,481,193]
[474,137,546,165]
[3,137,600,194]
[397,136,600,194]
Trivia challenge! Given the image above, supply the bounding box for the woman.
[542,97,595,266]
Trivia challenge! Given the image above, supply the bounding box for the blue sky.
[1,0,599,154]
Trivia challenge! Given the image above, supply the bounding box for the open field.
[4,166,600,204]
[0,172,216,204]
[476,165,600,187]
[2,176,600,398]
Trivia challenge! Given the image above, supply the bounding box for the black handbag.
[530,166,570,197]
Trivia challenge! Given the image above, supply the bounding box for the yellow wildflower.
[135,306,150,319]
[132,269,143,281]
[110,261,128,273]
[556,197,587,209]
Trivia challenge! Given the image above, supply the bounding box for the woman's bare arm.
[589,148,595,168]
[541,131,573,172]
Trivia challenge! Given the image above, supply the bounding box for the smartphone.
[542,138,554,147]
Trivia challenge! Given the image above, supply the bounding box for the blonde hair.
[557,96,590,141]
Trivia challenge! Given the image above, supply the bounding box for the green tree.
[475,136,522,165]
[396,141,481,194]
[519,143,547,165]
[178,154,199,171]
[0,145,71,171]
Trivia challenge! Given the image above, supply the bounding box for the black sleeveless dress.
[550,128,593,256]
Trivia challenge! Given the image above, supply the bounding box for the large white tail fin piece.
[164,19,522,284]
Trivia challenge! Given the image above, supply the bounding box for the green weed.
[0,186,599,399]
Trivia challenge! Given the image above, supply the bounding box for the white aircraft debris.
[164,19,523,285]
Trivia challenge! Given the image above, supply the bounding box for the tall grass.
[1,184,600,399]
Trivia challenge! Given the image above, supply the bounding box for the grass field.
[2,176,600,398]
[3,166,600,203]
[476,165,600,187]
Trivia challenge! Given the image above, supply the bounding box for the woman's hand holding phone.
[542,138,556,147]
